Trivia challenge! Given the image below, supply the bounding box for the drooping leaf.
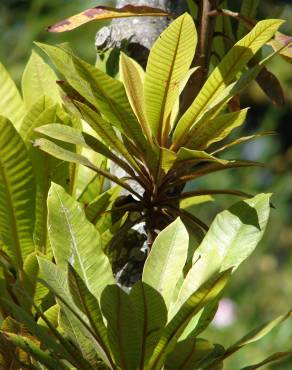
[144,13,197,143]
[173,19,284,147]
[47,5,170,33]
[22,50,61,108]
[255,66,285,106]
[142,219,189,308]
[47,183,114,299]
[101,285,142,370]
[0,63,25,130]
[130,281,167,367]
[148,271,231,370]
[34,137,141,198]
[120,53,152,143]
[175,194,271,311]
[0,116,36,272]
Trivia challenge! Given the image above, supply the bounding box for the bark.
[95,0,187,66]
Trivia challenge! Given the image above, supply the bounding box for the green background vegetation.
[0,1,291,368]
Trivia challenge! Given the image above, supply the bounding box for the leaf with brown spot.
[268,32,292,64]
[47,5,171,33]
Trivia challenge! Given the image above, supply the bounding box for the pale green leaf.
[143,219,189,308]
[0,63,25,130]
[149,271,231,370]
[0,116,36,272]
[22,50,61,108]
[144,13,197,143]
[175,194,271,311]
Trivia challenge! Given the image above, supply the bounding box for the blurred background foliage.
[0,0,291,368]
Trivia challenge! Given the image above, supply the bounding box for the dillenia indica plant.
[0,3,291,370]
[0,184,291,369]
[32,13,291,245]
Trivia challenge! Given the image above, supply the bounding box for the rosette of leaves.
[34,14,288,243]
[0,184,291,369]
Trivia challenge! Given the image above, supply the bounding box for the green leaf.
[0,331,70,370]
[148,271,231,370]
[47,183,114,299]
[37,304,59,329]
[23,252,39,305]
[47,4,170,33]
[173,19,284,146]
[142,219,189,308]
[175,194,271,312]
[239,351,292,370]
[36,43,149,153]
[0,116,36,272]
[34,137,141,198]
[76,102,142,171]
[120,53,152,143]
[101,285,142,370]
[0,63,25,130]
[22,50,61,108]
[175,148,228,165]
[144,13,197,143]
[130,281,167,367]
[20,99,71,251]
[165,338,214,370]
[184,108,249,150]
[67,265,113,367]
[224,311,292,358]
[237,0,260,39]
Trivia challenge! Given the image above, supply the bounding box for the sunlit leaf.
[144,13,197,143]
[47,5,170,33]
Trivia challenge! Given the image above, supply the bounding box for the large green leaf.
[101,285,142,370]
[130,281,167,368]
[22,50,61,108]
[0,63,25,130]
[36,42,150,154]
[47,183,114,299]
[173,19,284,147]
[148,271,231,370]
[174,194,271,311]
[0,116,36,272]
[144,13,196,143]
[20,98,71,251]
[142,219,189,308]
[165,338,214,370]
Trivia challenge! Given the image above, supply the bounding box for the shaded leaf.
[0,116,36,272]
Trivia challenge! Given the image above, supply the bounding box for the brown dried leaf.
[268,32,292,64]
[48,5,171,33]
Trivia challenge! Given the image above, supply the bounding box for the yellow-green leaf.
[144,13,197,143]
[47,5,170,33]
[173,19,284,147]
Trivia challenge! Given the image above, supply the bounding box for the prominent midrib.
[157,18,184,145]
[0,160,24,272]
[173,23,274,149]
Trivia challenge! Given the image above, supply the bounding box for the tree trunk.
[95,0,187,67]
